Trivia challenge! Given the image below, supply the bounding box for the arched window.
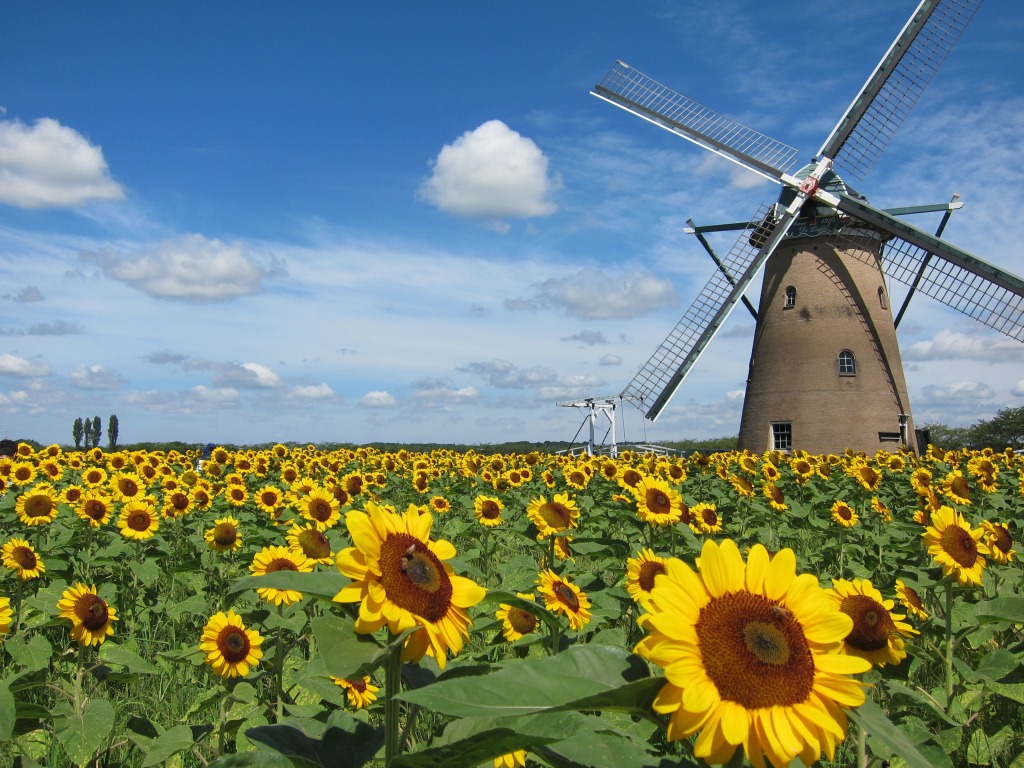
[838,350,856,375]
[878,286,887,309]
[784,285,796,309]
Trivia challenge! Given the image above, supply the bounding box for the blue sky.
[2,1,1022,448]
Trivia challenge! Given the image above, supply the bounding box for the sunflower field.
[0,441,1021,768]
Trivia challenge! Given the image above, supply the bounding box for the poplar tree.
[92,416,102,448]
[73,418,84,449]
[108,414,119,450]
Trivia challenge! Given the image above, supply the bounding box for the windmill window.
[771,422,792,451]
[784,286,796,309]
[878,286,887,309]
[838,350,856,376]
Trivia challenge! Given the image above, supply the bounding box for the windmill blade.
[621,201,803,420]
[593,61,802,183]
[820,0,983,181]
[831,194,1024,340]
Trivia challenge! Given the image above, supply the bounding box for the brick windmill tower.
[586,0,1024,455]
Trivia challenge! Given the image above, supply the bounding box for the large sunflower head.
[118,499,160,541]
[526,492,579,539]
[57,584,118,646]
[75,491,114,527]
[495,592,539,642]
[333,502,486,669]
[205,516,243,552]
[199,610,264,678]
[287,524,334,564]
[298,486,342,530]
[110,471,147,501]
[692,502,721,534]
[941,469,972,506]
[250,545,314,606]
[922,505,989,587]
[474,495,505,527]
[830,500,858,528]
[634,539,870,767]
[536,569,591,632]
[633,476,682,527]
[625,548,668,604]
[14,483,60,526]
[981,521,1016,565]
[1,538,46,580]
[828,578,918,667]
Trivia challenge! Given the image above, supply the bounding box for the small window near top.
[878,286,887,309]
[839,350,856,376]
[784,285,796,309]
[772,422,792,451]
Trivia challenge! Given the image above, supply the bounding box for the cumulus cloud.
[0,320,82,336]
[507,268,678,320]
[3,286,44,302]
[0,353,51,378]
[359,390,397,408]
[286,383,335,401]
[0,117,125,208]
[459,360,607,398]
[80,234,269,302]
[123,385,240,413]
[599,354,622,366]
[70,364,125,390]
[417,120,560,220]
[211,362,282,390]
[902,329,1024,363]
[919,380,996,406]
[562,329,608,346]
[1012,379,1024,397]
[410,377,479,406]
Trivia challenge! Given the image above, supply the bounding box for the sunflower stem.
[856,722,868,768]
[275,605,286,722]
[944,578,955,712]
[384,639,403,767]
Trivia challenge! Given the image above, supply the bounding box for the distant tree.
[108,414,119,450]
[92,416,102,448]
[72,418,84,449]
[919,422,971,450]
[969,406,1024,450]
[83,418,94,449]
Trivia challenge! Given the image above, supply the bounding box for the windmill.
[586,0,1024,455]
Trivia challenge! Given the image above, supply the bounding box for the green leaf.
[100,643,158,674]
[883,681,959,727]
[53,698,115,766]
[208,754,295,768]
[244,719,385,768]
[167,593,209,620]
[974,597,1024,624]
[131,557,161,587]
[535,728,671,768]
[397,644,662,718]
[848,699,953,768]
[141,724,201,768]
[3,633,53,673]
[975,649,1019,682]
[228,571,348,601]
[311,614,416,681]
[481,591,565,635]
[0,681,15,741]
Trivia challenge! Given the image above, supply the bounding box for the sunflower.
[61,484,84,505]
[536,569,591,631]
[494,750,528,768]
[617,467,644,492]
[830,500,858,528]
[224,484,249,508]
[333,502,486,669]
[762,482,788,512]
[330,675,379,709]
[922,505,989,587]
[870,497,892,523]
[941,469,972,506]
[205,517,243,552]
[14,483,60,525]
[250,545,314,606]
[790,456,815,484]
[634,476,682,526]
[0,596,12,636]
[894,579,929,621]
[496,592,540,642]
[75,491,114,527]
[474,495,505,527]
[692,502,722,534]
[625,549,668,604]
[118,499,160,540]
[287,523,334,564]
[298,486,342,530]
[526,493,579,539]
[110,471,147,501]
[981,521,1015,565]
[851,462,882,492]
[57,584,118,646]
[199,610,264,678]
[634,539,870,767]
[828,578,917,667]
[553,536,574,562]
[1,538,45,580]
[7,461,37,487]
[910,467,933,496]
[729,474,755,498]
[429,496,452,514]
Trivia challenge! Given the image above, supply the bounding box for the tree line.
[72,415,119,450]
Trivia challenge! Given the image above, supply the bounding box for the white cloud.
[212,362,282,390]
[919,380,996,405]
[70,364,125,390]
[1012,380,1024,397]
[417,120,560,220]
[287,383,335,401]
[0,118,125,209]
[0,353,51,378]
[598,354,622,366]
[410,377,479,406]
[359,391,397,408]
[80,234,268,302]
[902,329,1024,363]
[562,329,608,346]
[507,268,678,320]
[3,286,44,302]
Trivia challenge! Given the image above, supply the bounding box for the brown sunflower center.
[218,626,251,663]
[13,546,37,569]
[129,512,152,530]
[25,495,54,518]
[266,558,298,573]
[696,591,815,709]
[14,466,33,481]
[213,523,238,546]
[75,593,109,630]
[645,489,672,515]
[379,533,453,623]
[941,525,979,568]
[84,500,108,521]
[119,479,139,496]
[308,499,333,522]
[621,470,642,488]
[841,594,895,651]
[170,492,190,511]
[538,502,571,529]
[509,606,538,635]
[702,508,718,527]
[347,678,367,693]
[989,526,1013,554]
[298,530,331,558]
[638,560,667,593]
[480,500,501,519]
[65,488,82,503]
[949,476,970,499]
[836,505,853,520]
[902,585,924,610]
[260,491,279,507]
[552,581,580,612]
